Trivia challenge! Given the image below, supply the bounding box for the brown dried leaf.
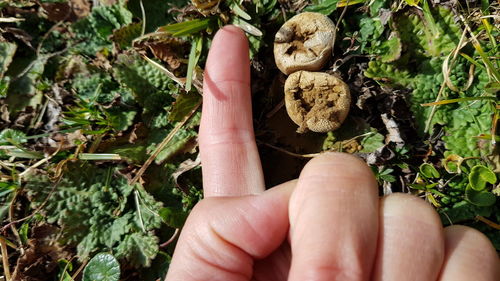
[147,38,188,70]
[12,225,72,281]
[69,0,91,19]
[172,154,201,190]
[41,0,90,22]
[40,2,72,22]
[4,27,33,48]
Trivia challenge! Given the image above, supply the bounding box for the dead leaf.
[1,104,10,123]
[40,2,72,22]
[381,113,405,146]
[11,224,72,281]
[46,130,86,153]
[69,0,91,19]
[4,27,33,48]
[146,38,188,71]
[172,154,201,191]
[92,52,113,70]
[43,85,64,131]
[41,0,90,23]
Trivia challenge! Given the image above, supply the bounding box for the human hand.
[165,26,499,281]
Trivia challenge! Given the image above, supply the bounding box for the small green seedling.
[464,165,497,207]
[409,163,446,207]
[83,253,120,281]
[419,163,440,179]
[468,165,497,191]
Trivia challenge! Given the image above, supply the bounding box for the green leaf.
[113,53,172,104]
[158,17,214,37]
[71,2,133,56]
[107,108,137,131]
[304,0,339,15]
[0,42,17,76]
[230,1,252,20]
[403,0,420,6]
[465,185,496,207]
[111,22,143,50]
[360,131,384,153]
[379,36,401,62]
[25,164,162,267]
[19,222,29,245]
[419,163,440,179]
[147,128,197,164]
[439,200,493,225]
[115,232,158,268]
[168,91,202,123]
[186,36,203,92]
[408,183,426,190]
[468,165,497,191]
[484,82,499,94]
[159,207,188,228]
[83,253,120,281]
[58,259,74,281]
[0,129,27,145]
[0,182,16,222]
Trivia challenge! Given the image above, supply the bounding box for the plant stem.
[0,237,11,281]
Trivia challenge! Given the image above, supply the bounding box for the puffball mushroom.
[274,12,336,75]
[284,71,350,133]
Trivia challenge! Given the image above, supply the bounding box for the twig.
[258,141,318,158]
[332,0,350,52]
[160,228,180,248]
[139,0,146,36]
[19,146,61,178]
[8,190,23,254]
[476,215,500,230]
[0,17,24,23]
[258,132,374,158]
[71,259,88,280]
[265,100,284,118]
[0,237,11,281]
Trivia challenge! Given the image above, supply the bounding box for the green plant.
[83,253,121,281]
[26,164,163,267]
[364,5,496,158]
[372,166,396,184]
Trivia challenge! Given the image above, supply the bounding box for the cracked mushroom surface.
[284,71,351,133]
[274,12,336,75]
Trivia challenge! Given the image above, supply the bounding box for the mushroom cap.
[284,71,351,133]
[274,12,336,75]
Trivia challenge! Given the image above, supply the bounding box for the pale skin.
[165,26,500,281]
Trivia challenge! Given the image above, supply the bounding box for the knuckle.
[297,262,364,281]
[303,152,374,181]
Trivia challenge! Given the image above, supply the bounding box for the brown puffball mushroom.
[274,12,336,75]
[284,71,350,133]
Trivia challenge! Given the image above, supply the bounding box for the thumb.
[165,181,295,281]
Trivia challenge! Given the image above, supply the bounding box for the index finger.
[199,26,265,197]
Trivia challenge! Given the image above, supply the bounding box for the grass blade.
[186,36,203,92]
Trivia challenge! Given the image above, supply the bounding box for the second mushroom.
[285,71,350,133]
